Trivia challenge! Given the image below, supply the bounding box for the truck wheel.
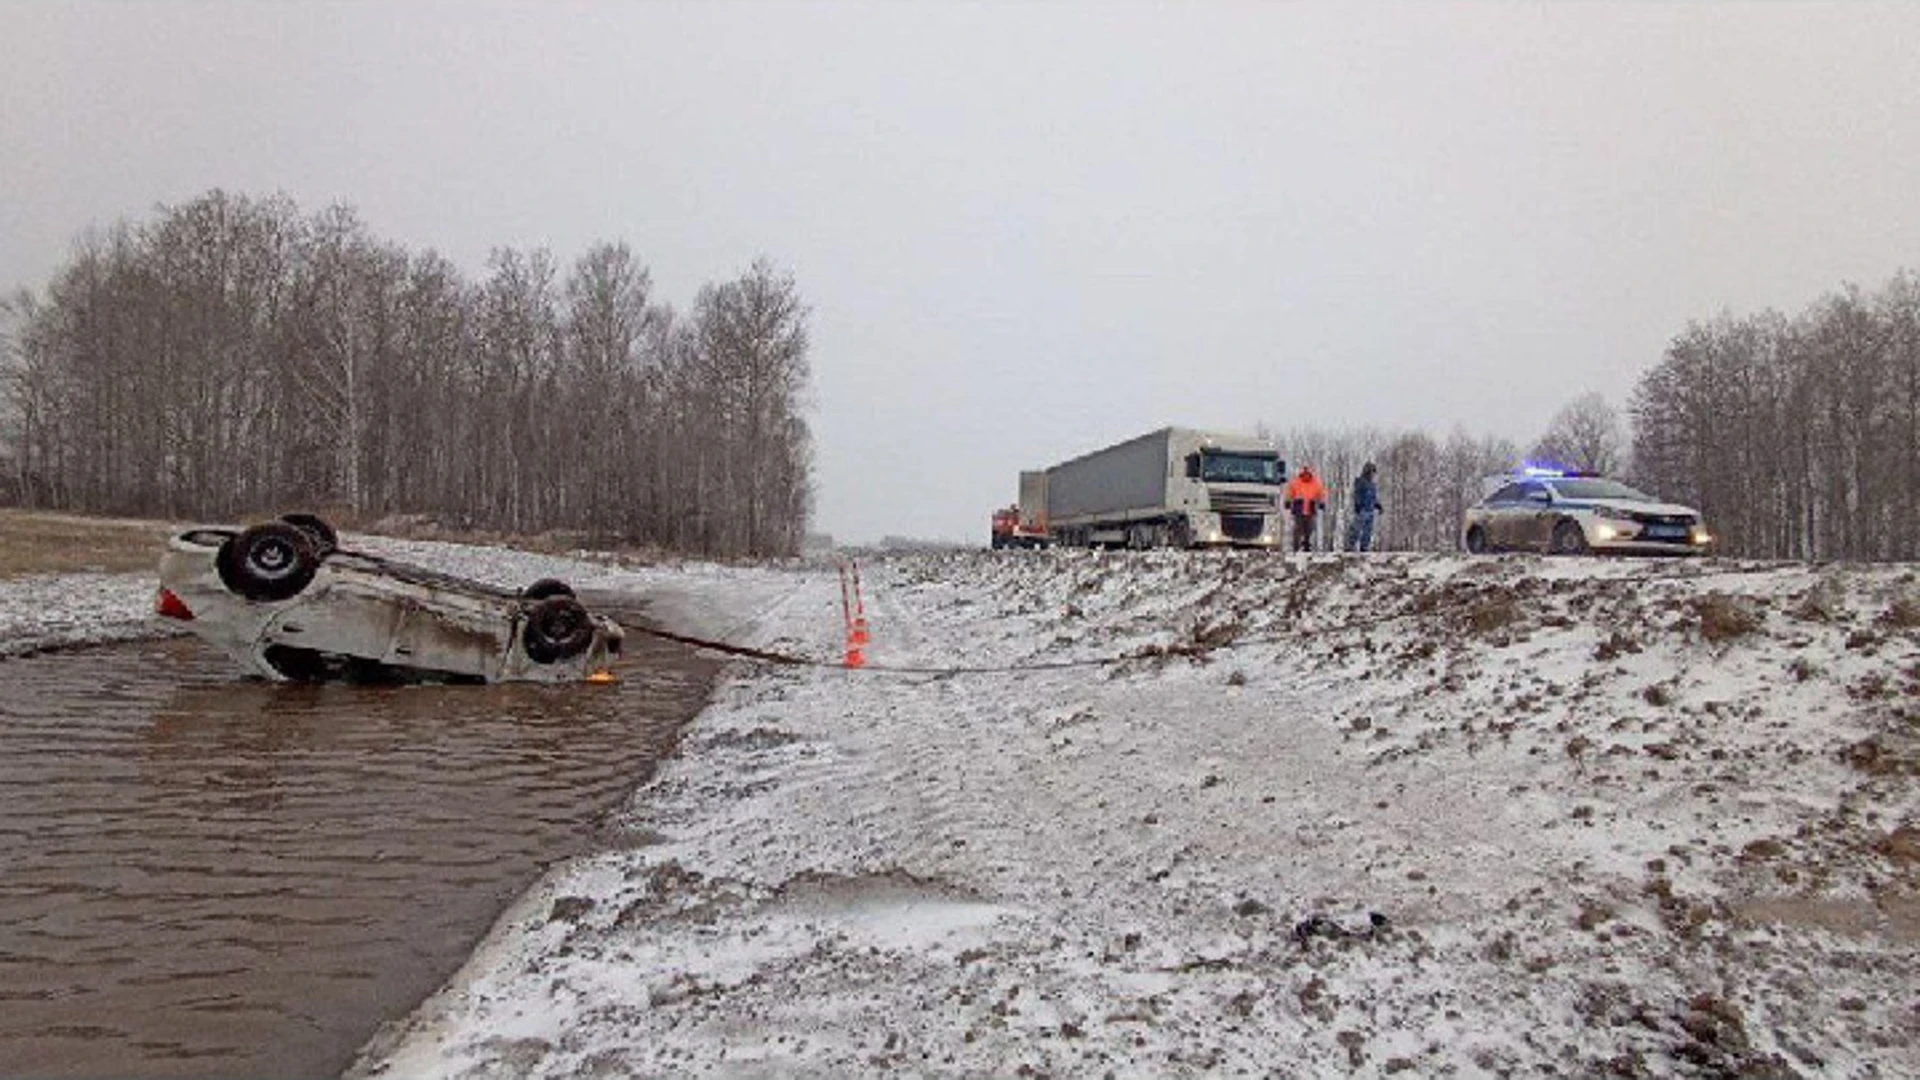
[217,522,320,602]
[1465,525,1489,554]
[1551,520,1590,556]
[524,596,595,663]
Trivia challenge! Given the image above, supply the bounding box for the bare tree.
[1630,270,1920,561]
[0,292,30,504]
[1530,391,1625,475]
[4,190,817,557]
[563,242,657,539]
[689,259,813,557]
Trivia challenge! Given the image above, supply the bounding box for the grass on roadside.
[0,509,180,579]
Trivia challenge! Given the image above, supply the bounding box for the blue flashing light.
[1518,462,1569,478]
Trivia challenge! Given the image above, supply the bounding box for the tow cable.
[626,609,1409,677]
[626,622,1209,674]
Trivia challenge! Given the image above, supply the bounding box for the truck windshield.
[1200,453,1280,485]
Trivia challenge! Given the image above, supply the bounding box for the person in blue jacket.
[1345,462,1382,552]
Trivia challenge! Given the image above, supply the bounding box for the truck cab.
[1180,446,1285,545]
[989,501,1050,549]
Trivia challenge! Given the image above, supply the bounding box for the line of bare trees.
[1274,268,1920,564]
[1631,271,1920,562]
[1260,425,1520,552]
[0,190,813,558]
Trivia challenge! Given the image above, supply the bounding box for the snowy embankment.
[0,571,172,656]
[351,549,1920,1079]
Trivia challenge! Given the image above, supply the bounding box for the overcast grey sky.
[5,2,1918,543]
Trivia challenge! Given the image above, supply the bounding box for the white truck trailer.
[1040,428,1286,548]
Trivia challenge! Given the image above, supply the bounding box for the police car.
[1461,470,1712,556]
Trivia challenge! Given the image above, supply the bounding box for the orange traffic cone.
[849,561,870,645]
[839,559,869,666]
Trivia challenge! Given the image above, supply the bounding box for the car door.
[1514,482,1557,550]
[1480,484,1524,548]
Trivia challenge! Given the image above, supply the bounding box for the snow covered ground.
[6,536,1916,1077]
[334,548,1918,1079]
[0,570,174,656]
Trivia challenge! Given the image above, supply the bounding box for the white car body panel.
[156,528,623,683]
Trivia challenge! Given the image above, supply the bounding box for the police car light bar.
[1517,462,1601,479]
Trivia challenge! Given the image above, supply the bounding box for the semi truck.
[1026,428,1286,549]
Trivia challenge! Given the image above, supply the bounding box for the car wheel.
[217,522,320,602]
[1465,525,1489,554]
[521,577,576,600]
[280,512,338,557]
[523,596,594,663]
[1551,520,1589,556]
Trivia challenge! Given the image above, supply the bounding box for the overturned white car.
[154,514,624,683]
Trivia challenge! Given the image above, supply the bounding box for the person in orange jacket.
[1284,465,1328,552]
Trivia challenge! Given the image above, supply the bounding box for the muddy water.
[0,607,718,1080]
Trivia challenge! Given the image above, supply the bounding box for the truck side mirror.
[1185,454,1200,479]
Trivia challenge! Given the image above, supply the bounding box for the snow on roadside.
[343,534,805,646]
[10,535,1914,1076]
[0,572,168,656]
[350,550,1920,1079]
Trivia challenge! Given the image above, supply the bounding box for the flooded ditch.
[0,602,718,1079]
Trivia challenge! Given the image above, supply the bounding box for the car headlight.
[1592,507,1636,522]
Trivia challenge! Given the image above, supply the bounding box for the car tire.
[523,596,594,664]
[217,522,320,602]
[1551,520,1590,556]
[1465,525,1489,554]
[280,512,338,557]
[521,577,576,600]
